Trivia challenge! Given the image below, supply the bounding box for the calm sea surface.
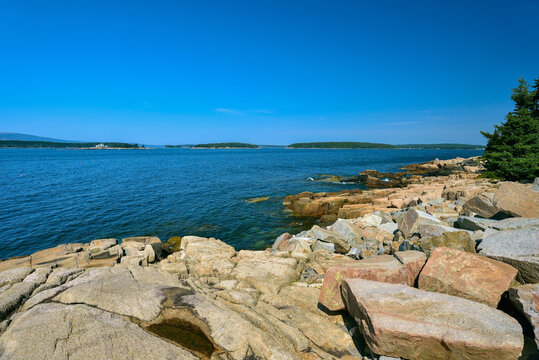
[0,148,483,259]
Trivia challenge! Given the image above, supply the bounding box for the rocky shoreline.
[0,157,538,359]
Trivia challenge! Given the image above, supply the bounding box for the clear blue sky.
[0,0,537,145]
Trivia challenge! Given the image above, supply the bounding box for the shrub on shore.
[481,77,539,181]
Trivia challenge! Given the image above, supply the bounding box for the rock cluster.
[0,157,537,359]
[284,157,494,221]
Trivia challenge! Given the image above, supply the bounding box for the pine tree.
[481,77,539,181]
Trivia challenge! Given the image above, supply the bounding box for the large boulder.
[419,231,476,256]
[121,236,162,258]
[342,278,524,360]
[398,209,442,237]
[271,232,291,251]
[330,219,363,243]
[28,244,88,269]
[318,252,426,311]
[311,225,352,253]
[478,228,539,283]
[416,223,465,238]
[491,217,539,231]
[181,236,236,279]
[456,216,539,232]
[493,182,539,218]
[508,284,539,348]
[88,238,117,253]
[394,250,428,286]
[418,247,518,307]
[232,251,300,294]
[462,195,501,218]
[456,216,498,231]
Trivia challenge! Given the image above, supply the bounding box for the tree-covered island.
[287,142,484,149]
[191,142,259,149]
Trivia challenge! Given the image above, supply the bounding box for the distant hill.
[0,132,81,143]
[191,142,259,149]
[0,140,140,149]
[287,142,484,149]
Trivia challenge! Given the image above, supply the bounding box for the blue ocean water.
[0,148,483,259]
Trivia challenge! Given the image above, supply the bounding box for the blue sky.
[0,0,537,145]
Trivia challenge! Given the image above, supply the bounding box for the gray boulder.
[416,223,468,238]
[312,240,335,252]
[533,177,539,192]
[398,209,442,237]
[493,182,539,218]
[456,216,499,231]
[463,195,501,218]
[478,228,539,283]
[491,217,539,231]
[508,284,539,348]
[331,219,363,242]
[377,222,398,234]
[419,231,476,256]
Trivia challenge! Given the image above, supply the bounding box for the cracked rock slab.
[0,303,198,360]
[0,268,33,288]
[53,267,175,322]
[0,282,38,321]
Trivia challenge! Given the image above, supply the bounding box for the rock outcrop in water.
[284,156,495,222]
[0,157,538,359]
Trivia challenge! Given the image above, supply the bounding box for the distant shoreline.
[284,147,485,150]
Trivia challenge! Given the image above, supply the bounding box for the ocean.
[0,148,483,259]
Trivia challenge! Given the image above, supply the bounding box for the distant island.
[0,140,141,149]
[287,142,484,149]
[191,142,259,149]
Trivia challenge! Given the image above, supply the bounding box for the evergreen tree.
[481,77,539,181]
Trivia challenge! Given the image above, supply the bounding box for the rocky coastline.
[0,157,538,359]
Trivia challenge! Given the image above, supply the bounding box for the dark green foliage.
[0,140,139,148]
[481,77,539,181]
[287,142,483,149]
[288,142,393,149]
[192,142,258,148]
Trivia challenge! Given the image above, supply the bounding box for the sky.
[0,0,538,145]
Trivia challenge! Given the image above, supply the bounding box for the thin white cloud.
[215,108,244,116]
[382,121,421,126]
[214,108,275,116]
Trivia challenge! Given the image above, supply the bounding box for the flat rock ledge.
[0,158,537,359]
